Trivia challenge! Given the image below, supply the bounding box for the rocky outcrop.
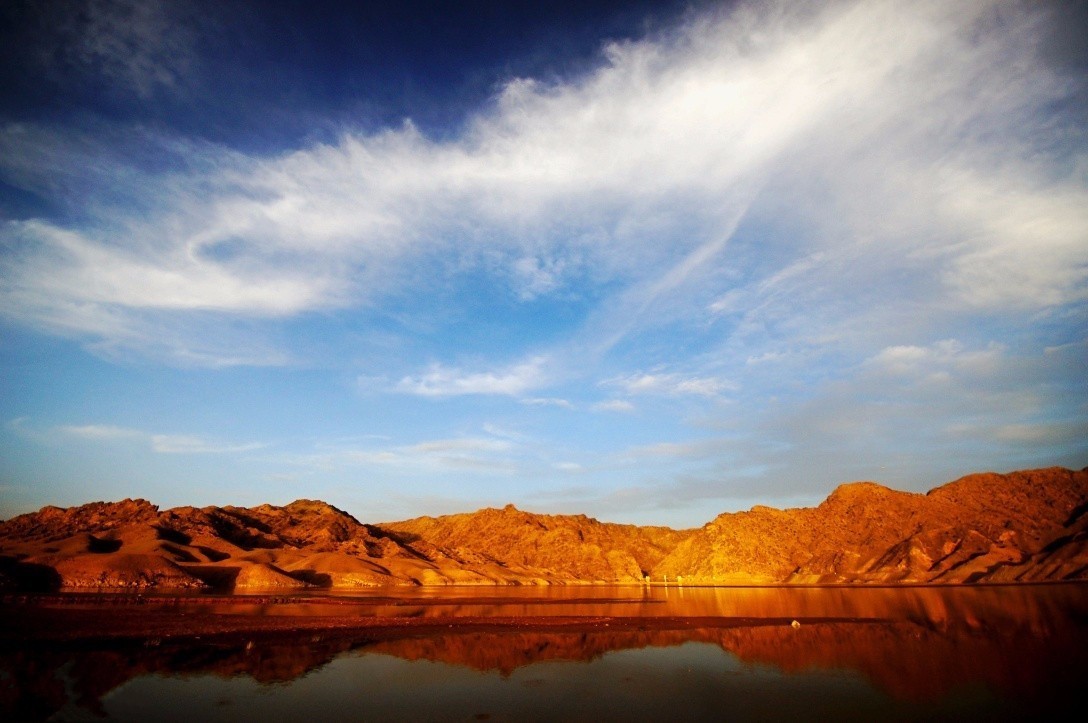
[382,504,689,583]
[0,499,160,542]
[654,467,1088,583]
[0,497,430,590]
[1,466,1086,590]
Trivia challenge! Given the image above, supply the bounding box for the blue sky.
[1,0,1086,527]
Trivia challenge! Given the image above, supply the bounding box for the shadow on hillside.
[371,526,421,544]
[182,564,329,591]
[182,565,241,590]
[87,536,122,554]
[0,557,61,592]
[288,569,333,587]
[154,526,191,545]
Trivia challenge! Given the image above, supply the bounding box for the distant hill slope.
[1,466,1085,590]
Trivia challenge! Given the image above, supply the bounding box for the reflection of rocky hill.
[1,467,1086,589]
[369,617,1088,703]
[4,590,1086,720]
[360,583,1088,701]
[0,634,365,720]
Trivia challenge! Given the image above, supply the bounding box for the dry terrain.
[1,466,1085,590]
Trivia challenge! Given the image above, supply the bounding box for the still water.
[5,584,1087,721]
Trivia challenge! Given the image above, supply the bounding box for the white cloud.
[513,256,568,300]
[745,351,786,365]
[56,424,262,454]
[939,174,1088,309]
[941,420,1088,448]
[57,424,143,441]
[520,397,574,409]
[286,434,521,475]
[407,437,512,454]
[149,434,264,454]
[395,357,548,397]
[604,372,736,398]
[5,220,338,316]
[866,339,1003,378]
[622,437,733,461]
[592,399,635,413]
[2,0,1083,365]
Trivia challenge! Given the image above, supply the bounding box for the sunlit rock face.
[382,504,690,584]
[1,467,1086,589]
[654,467,1088,583]
[0,497,434,590]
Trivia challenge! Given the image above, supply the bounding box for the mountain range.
[1,466,1085,590]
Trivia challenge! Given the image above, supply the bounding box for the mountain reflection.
[2,584,1086,719]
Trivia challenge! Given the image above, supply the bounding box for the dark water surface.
[4,584,1087,721]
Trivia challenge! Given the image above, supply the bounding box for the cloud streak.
[281,434,523,476]
[56,424,263,454]
[604,372,736,398]
[393,357,549,397]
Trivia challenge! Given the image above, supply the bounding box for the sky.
[1,0,1086,528]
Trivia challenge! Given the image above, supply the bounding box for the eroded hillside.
[1,466,1085,590]
[655,467,1088,583]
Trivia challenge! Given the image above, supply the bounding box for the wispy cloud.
[621,437,736,461]
[866,339,1002,379]
[520,397,574,409]
[148,434,264,455]
[39,0,202,98]
[512,256,569,301]
[603,372,736,398]
[1,1,1082,365]
[284,434,521,475]
[394,357,548,397]
[57,424,142,441]
[408,437,512,455]
[592,399,635,413]
[57,424,262,454]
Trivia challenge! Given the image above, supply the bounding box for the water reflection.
[159,581,1088,628]
[2,584,1086,720]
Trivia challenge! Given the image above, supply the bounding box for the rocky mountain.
[0,497,684,590]
[655,466,1088,583]
[0,466,1085,590]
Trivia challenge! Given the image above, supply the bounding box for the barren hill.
[1,466,1086,590]
[382,504,688,583]
[655,467,1088,583]
[0,498,684,590]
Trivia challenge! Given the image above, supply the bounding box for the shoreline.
[3,576,1083,602]
[3,581,1084,647]
[0,606,848,647]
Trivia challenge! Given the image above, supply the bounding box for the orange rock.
[1,466,1086,589]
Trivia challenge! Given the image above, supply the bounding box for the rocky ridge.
[1,466,1085,590]
[655,467,1088,583]
[382,504,687,584]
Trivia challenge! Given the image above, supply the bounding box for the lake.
[3,583,1086,721]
